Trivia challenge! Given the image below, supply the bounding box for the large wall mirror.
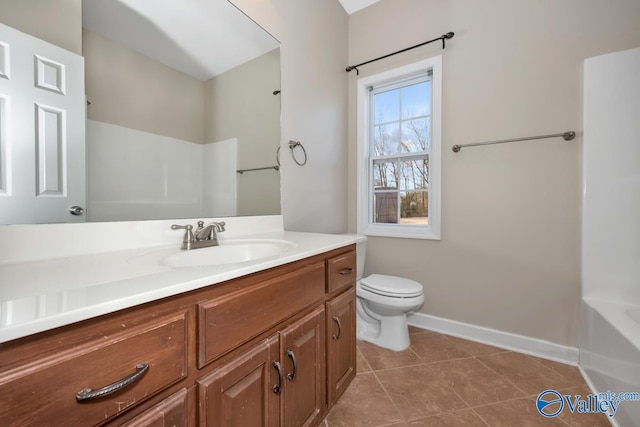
[0,0,281,225]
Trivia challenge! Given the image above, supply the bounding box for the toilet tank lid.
[360,274,423,295]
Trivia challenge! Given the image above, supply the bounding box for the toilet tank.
[353,234,367,280]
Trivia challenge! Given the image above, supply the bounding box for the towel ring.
[288,140,307,166]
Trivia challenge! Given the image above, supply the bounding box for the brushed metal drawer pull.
[76,363,149,402]
[286,350,297,381]
[332,316,342,340]
[273,361,283,394]
[339,267,353,275]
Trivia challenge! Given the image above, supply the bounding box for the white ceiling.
[82,0,279,81]
[338,0,383,14]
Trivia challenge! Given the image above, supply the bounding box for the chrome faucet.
[171,221,226,250]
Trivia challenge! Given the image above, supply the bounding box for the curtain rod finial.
[346,65,359,75]
[444,32,455,39]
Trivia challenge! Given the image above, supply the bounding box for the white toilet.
[353,235,424,351]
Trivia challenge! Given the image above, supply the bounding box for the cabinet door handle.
[286,350,297,381]
[273,361,283,394]
[76,363,149,401]
[339,267,354,275]
[332,316,342,340]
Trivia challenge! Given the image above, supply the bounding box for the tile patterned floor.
[321,327,611,427]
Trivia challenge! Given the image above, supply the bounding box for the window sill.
[360,224,441,240]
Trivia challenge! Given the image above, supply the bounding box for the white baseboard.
[407,312,579,365]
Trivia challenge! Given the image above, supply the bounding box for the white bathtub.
[581,47,640,427]
[627,307,640,325]
[580,298,640,427]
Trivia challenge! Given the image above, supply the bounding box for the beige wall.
[83,29,205,144]
[205,49,281,215]
[0,0,81,54]
[348,0,640,346]
[230,0,349,233]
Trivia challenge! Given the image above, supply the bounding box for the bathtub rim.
[583,296,640,354]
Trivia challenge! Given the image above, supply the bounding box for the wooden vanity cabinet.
[0,245,356,427]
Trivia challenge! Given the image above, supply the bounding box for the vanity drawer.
[0,312,188,427]
[326,250,357,294]
[198,261,325,367]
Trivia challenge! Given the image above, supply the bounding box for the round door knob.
[69,206,85,216]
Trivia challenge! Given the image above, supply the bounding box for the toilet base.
[356,305,411,351]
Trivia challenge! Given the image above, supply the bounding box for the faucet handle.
[171,224,195,243]
[217,222,226,232]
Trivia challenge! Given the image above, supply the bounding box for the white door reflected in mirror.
[0,22,86,224]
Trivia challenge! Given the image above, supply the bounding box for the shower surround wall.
[83,29,278,220]
[580,47,640,427]
[86,122,238,221]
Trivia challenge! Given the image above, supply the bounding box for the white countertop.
[0,230,356,343]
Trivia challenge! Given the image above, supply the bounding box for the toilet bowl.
[350,235,424,351]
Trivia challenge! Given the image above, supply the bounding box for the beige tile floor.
[321,327,611,427]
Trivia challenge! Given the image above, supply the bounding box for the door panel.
[198,336,280,427]
[281,307,326,427]
[327,288,356,405]
[0,22,85,224]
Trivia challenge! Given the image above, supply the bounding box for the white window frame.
[356,56,442,240]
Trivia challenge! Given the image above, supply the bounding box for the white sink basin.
[159,239,297,268]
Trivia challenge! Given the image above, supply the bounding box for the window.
[357,56,441,239]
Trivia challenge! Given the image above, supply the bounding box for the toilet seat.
[360,274,423,298]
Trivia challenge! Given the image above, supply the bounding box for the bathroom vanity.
[0,219,357,426]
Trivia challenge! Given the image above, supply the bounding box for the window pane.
[400,191,428,225]
[398,157,429,190]
[401,81,431,119]
[373,89,399,124]
[374,191,398,224]
[401,117,430,152]
[373,123,400,156]
[373,160,397,189]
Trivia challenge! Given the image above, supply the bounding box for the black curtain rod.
[345,32,454,75]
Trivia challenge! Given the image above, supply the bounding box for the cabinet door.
[326,288,356,405]
[280,307,326,427]
[198,336,280,427]
[120,388,189,427]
